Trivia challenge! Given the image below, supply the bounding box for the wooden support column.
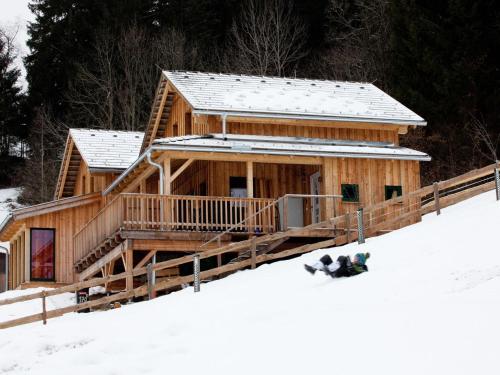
[322,159,335,220]
[246,161,254,198]
[125,241,133,292]
[163,158,171,195]
[20,232,25,283]
[247,161,254,232]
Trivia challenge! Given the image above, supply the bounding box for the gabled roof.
[70,129,144,171]
[54,129,144,199]
[141,71,427,152]
[165,71,426,126]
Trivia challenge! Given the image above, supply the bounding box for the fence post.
[495,167,500,201]
[42,291,47,325]
[433,182,441,215]
[357,208,365,244]
[193,254,201,293]
[345,212,351,244]
[250,236,257,269]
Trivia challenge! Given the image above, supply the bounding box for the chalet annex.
[0,71,429,291]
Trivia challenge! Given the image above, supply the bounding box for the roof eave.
[191,109,427,127]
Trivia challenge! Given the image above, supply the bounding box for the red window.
[30,229,55,281]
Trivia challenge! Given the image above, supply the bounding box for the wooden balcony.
[73,193,277,268]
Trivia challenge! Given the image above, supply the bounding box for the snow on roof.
[70,129,144,171]
[164,71,426,126]
[153,134,431,161]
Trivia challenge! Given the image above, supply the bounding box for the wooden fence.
[1,163,498,330]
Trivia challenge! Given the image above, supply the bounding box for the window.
[172,123,179,137]
[30,229,55,281]
[341,184,359,202]
[385,185,403,200]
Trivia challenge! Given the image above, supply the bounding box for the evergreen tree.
[0,29,27,187]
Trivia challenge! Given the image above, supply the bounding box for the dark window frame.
[385,185,403,200]
[341,184,360,203]
[30,228,56,282]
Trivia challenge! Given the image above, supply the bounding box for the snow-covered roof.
[153,134,430,161]
[164,71,426,126]
[70,129,144,172]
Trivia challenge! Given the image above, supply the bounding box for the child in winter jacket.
[304,252,370,278]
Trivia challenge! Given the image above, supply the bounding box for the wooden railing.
[73,194,125,267]
[73,194,277,266]
[121,194,276,233]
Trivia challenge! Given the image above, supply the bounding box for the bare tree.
[230,0,308,76]
[467,115,499,166]
[67,25,190,132]
[17,107,63,204]
[316,0,390,85]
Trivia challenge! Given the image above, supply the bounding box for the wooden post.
[246,161,254,198]
[250,236,257,269]
[161,158,171,230]
[42,291,47,325]
[283,196,288,231]
[125,244,133,293]
[433,182,441,215]
[163,158,171,195]
[217,237,222,268]
[495,167,500,201]
[345,212,351,243]
[147,263,155,300]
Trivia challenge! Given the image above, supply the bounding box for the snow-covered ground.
[0,191,499,375]
[0,187,22,253]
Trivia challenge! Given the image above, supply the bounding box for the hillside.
[1,191,499,375]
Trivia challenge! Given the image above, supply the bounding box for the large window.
[30,229,55,281]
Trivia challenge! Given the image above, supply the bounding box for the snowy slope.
[1,191,500,375]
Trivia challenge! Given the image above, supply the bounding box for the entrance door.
[310,172,321,224]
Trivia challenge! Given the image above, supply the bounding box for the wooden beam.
[149,83,170,147]
[78,242,126,281]
[125,241,133,292]
[134,250,157,270]
[170,158,194,182]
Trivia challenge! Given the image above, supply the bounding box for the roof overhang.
[191,109,427,127]
[104,134,431,196]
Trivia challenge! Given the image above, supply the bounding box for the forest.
[1,0,499,204]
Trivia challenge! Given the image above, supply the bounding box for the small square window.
[341,184,359,202]
[385,185,402,200]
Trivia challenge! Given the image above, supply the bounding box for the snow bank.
[0,191,499,375]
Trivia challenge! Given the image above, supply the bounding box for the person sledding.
[304,252,370,278]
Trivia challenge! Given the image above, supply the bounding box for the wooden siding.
[162,94,192,137]
[73,160,118,196]
[8,200,102,287]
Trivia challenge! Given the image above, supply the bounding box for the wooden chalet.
[0,71,430,291]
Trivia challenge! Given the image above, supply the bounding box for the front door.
[310,172,321,224]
